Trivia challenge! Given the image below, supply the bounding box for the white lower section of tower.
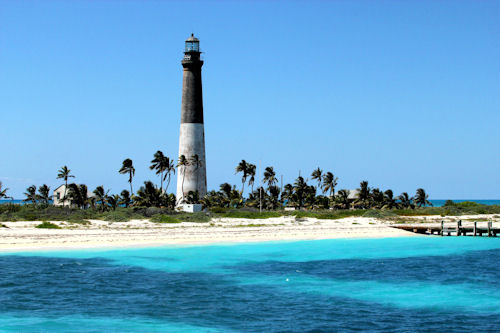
[176,123,207,204]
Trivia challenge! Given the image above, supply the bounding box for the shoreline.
[1,214,498,253]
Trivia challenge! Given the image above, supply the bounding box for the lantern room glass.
[185,41,199,52]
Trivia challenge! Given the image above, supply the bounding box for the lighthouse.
[176,34,207,204]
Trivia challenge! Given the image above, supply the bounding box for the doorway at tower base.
[176,203,203,213]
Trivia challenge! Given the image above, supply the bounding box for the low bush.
[36,221,61,229]
[150,215,180,223]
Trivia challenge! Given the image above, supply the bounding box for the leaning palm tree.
[57,165,75,204]
[311,167,323,192]
[119,158,135,194]
[247,163,256,193]
[235,160,249,195]
[414,188,432,207]
[322,172,338,198]
[177,155,189,203]
[23,185,37,205]
[164,157,176,193]
[150,151,172,192]
[263,166,277,189]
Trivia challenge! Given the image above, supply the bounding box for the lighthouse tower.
[176,34,207,204]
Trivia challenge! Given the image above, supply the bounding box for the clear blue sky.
[1,1,499,199]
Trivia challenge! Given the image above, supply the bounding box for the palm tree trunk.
[129,171,133,194]
[166,174,171,193]
[63,179,68,206]
[160,170,163,193]
[181,169,186,203]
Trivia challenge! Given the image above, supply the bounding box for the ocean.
[1,237,500,332]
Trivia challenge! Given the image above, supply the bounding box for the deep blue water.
[1,237,500,332]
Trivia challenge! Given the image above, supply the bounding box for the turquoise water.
[1,237,500,332]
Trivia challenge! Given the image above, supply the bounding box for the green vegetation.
[1,204,498,224]
[151,215,181,223]
[36,221,61,229]
[1,158,498,226]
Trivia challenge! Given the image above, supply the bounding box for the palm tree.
[164,158,176,193]
[322,172,338,198]
[219,183,232,199]
[263,166,277,188]
[135,181,162,207]
[247,163,256,193]
[358,181,370,200]
[185,191,200,204]
[282,183,294,203]
[119,190,132,208]
[335,189,350,209]
[267,185,281,210]
[106,194,120,211]
[311,167,323,192]
[57,166,75,205]
[177,155,189,203]
[23,185,37,205]
[119,159,135,194]
[383,189,397,209]
[293,176,308,209]
[93,186,108,212]
[371,188,384,209]
[63,183,89,209]
[150,151,169,192]
[235,160,249,195]
[414,188,432,207]
[0,182,11,200]
[190,154,203,196]
[398,192,414,209]
[37,184,51,205]
[354,181,371,209]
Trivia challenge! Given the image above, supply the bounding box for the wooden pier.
[393,220,499,237]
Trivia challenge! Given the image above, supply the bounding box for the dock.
[393,220,499,237]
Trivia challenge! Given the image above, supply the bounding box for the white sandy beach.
[0,214,498,252]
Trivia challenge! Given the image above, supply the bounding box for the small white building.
[347,189,360,201]
[52,185,94,207]
[52,185,69,206]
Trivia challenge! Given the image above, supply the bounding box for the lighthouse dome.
[185,34,200,52]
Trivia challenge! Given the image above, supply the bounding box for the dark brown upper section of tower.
[180,34,204,124]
